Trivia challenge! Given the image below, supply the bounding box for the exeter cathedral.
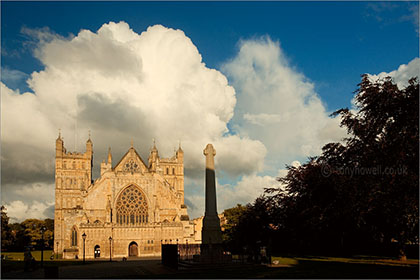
[54,133,201,259]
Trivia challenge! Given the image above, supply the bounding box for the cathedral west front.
[53,133,200,259]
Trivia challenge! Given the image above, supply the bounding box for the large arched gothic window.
[116,185,148,226]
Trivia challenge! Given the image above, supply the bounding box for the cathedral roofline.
[113,146,149,171]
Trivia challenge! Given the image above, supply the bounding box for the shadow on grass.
[110,260,419,279]
[2,257,419,279]
[177,260,418,279]
[1,259,108,276]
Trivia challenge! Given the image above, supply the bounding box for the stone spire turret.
[148,139,159,172]
[107,147,112,164]
[101,146,112,175]
[85,131,93,183]
[86,131,93,156]
[176,141,184,163]
[56,129,64,156]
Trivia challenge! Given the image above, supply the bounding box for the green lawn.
[174,255,419,278]
[1,250,54,261]
[271,256,299,266]
[173,256,419,279]
[1,250,86,273]
[271,255,419,267]
[1,252,106,277]
[1,253,418,278]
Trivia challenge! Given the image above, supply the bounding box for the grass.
[1,255,108,276]
[144,260,419,279]
[200,255,419,278]
[271,256,299,266]
[1,250,54,261]
[270,254,419,267]
[1,250,100,274]
[292,255,419,267]
[1,254,418,278]
[173,256,419,278]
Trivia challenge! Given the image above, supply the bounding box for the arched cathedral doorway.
[94,245,101,258]
[128,241,138,257]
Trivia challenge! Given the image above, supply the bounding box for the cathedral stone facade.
[54,133,199,259]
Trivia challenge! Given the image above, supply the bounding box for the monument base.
[199,243,231,264]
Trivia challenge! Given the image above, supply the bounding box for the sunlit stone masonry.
[53,133,201,259]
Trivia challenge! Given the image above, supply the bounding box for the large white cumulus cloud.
[6,21,413,222]
[222,37,347,169]
[368,57,419,89]
[3,200,54,223]
[1,182,55,223]
[187,160,300,219]
[1,22,266,221]
[185,174,282,219]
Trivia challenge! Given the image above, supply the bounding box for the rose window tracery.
[116,185,148,225]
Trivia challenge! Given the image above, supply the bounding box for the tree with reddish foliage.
[225,76,418,259]
[265,76,419,258]
[267,75,419,259]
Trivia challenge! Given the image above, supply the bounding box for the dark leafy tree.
[222,204,247,254]
[222,204,247,241]
[21,219,54,249]
[1,211,55,251]
[1,206,13,250]
[44,218,54,248]
[222,197,278,257]
[265,76,418,258]
[331,76,419,259]
[9,222,30,251]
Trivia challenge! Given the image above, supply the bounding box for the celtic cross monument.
[201,143,223,262]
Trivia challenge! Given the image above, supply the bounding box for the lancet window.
[71,227,78,246]
[116,185,148,226]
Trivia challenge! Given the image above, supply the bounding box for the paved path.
[2,258,177,279]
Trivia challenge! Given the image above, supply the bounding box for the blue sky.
[2,1,419,110]
[1,1,419,221]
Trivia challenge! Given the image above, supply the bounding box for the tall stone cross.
[203,144,216,216]
[202,144,222,245]
[204,143,216,170]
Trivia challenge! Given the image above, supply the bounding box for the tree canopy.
[1,206,54,251]
[225,76,419,258]
[1,206,13,249]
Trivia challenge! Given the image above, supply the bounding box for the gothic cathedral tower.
[54,132,93,254]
